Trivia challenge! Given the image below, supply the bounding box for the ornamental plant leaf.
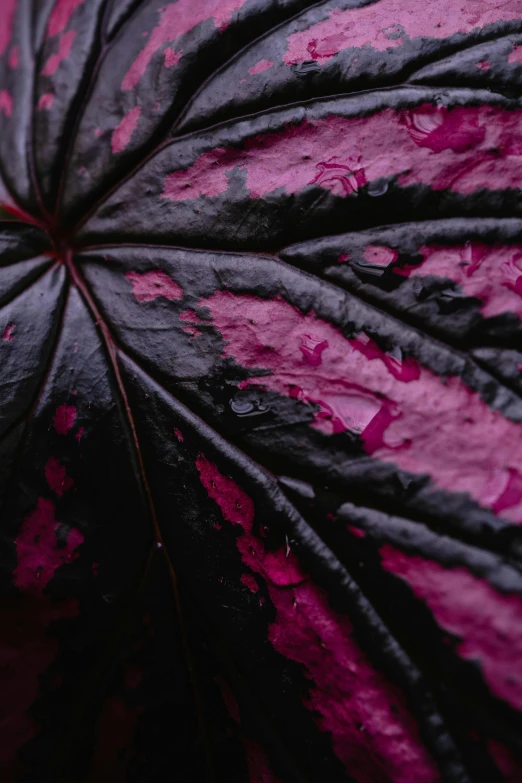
[1,1,522,781]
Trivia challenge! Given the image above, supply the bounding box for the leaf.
[1,1,522,781]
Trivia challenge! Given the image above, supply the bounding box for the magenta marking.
[475,59,491,70]
[8,45,18,68]
[54,404,76,435]
[37,92,55,111]
[299,334,328,367]
[398,242,522,320]
[347,524,366,539]
[180,309,201,321]
[124,664,142,691]
[0,89,13,117]
[0,0,16,57]
[491,468,522,515]
[42,30,77,76]
[242,738,284,783]
[363,244,399,267]
[173,427,184,442]
[488,739,522,781]
[89,696,140,780]
[47,0,84,38]
[162,105,522,202]
[162,146,235,201]
[45,457,73,497]
[283,1,522,65]
[125,269,183,303]
[216,677,281,780]
[14,497,83,593]
[0,594,78,777]
[2,323,15,341]
[196,455,306,588]
[111,105,141,154]
[75,426,84,443]
[196,456,439,781]
[121,0,250,91]
[402,104,486,153]
[241,573,259,593]
[338,253,350,263]
[216,677,241,724]
[164,47,182,67]
[380,544,522,711]
[199,291,522,521]
[248,59,274,75]
[508,45,522,65]
[179,308,203,333]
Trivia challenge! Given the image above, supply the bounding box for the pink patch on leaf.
[347,524,366,539]
[125,269,183,303]
[299,334,328,367]
[3,495,82,773]
[248,59,274,75]
[161,104,522,202]
[380,545,522,711]
[216,676,241,724]
[243,738,284,783]
[0,0,16,57]
[0,595,79,778]
[45,457,74,497]
[42,30,77,76]
[200,291,522,521]
[124,664,142,691]
[111,105,141,154]
[8,45,19,68]
[284,1,522,65]
[398,243,522,320]
[88,696,141,781]
[475,59,491,70]
[241,573,259,593]
[37,92,54,111]
[508,45,522,65]
[180,308,203,336]
[46,0,84,38]
[14,497,83,593]
[54,404,76,435]
[121,0,250,91]
[2,323,15,341]
[402,104,486,153]
[0,90,13,117]
[173,427,184,442]
[164,46,182,67]
[488,740,522,781]
[196,457,439,782]
[491,468,522,515]
[363,245,399,267]
[161,146,236,201]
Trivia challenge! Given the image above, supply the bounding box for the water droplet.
[230,395,270,418]
[291,61,321,78]
[367,181,388,197]
[382,23,405,40]
[230,399,255,415]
